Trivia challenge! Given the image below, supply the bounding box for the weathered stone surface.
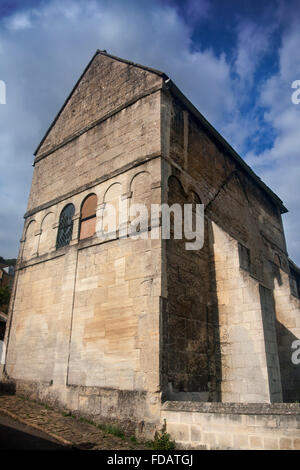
[162,401,300,450]
[2,51,300,446]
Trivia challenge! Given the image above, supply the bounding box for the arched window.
[23,220,37,260]
[79,194,97,240]
[56,204,75,249]
[274,253,281,267]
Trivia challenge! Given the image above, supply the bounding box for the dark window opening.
[290,268,300,298]
[56,204,75,249]
[238,243,251,272]
[274,253,281,267]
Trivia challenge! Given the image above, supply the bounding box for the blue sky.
[0,0,300,263]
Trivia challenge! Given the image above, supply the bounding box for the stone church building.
[1,51,300,449]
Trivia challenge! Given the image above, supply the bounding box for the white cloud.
[0,0,238,257]
[5,12,32,31]
[245,21,300,264]
[234,20,275,85]
[0,0,299,266]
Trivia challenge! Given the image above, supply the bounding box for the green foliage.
[64,411,125,440]
[0,286,10,307]
[149,420,175,450]
[44,403,51,410]
[79,416,94,425]
[97,423,125,439]
[0,257,16,266]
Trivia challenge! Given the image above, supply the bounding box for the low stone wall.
[0,377,160,438]
[161,401,300,450]
[2,376,299,449]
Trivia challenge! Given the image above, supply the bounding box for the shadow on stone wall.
[267,262,300,402]
[206,219,222,401]
[161,177,222,402]
[259,285,283,402]
[276,320,300,402]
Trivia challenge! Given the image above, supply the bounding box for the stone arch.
[188,190,202,205]
[129,171,151,194]
[38,212,55,256]
[56,203,75,249]
[22,219,37,260]
[101,182,122,234]
[129,171,152,225]
[168,175,187,203]
[166,176,187,240]
[103,182,122,204]
[186,182,203,203]
[79,193,97,240]
[274,252,281,268]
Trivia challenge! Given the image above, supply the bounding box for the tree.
[0,257,16,266]
[0,286,11,308]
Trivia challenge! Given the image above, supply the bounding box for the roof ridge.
[96,49,168,79]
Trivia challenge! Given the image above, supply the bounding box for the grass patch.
[19,395,53,411]
[61,411,126,440]
[18,395,150,447]
[79,416,95,426]
[97,423,125,439]
[43,403,53,411]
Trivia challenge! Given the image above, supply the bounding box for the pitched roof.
[34,50,168,157]
[33,50,287,214]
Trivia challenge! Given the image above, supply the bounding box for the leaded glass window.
[56,204,75,249]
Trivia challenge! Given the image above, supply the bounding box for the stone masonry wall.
[3,53,300,442]
[161,87,288,280]
[161,87,300,402]
[3,52,165,431]
[4,158,162,432]
[272,266,300,402]
[36,52,163,157]
[28,91,161,212]
[161,401,300,450]
[211,221,282,402]
[161,163,216,401]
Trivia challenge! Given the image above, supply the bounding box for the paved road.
[0,413,72,450]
